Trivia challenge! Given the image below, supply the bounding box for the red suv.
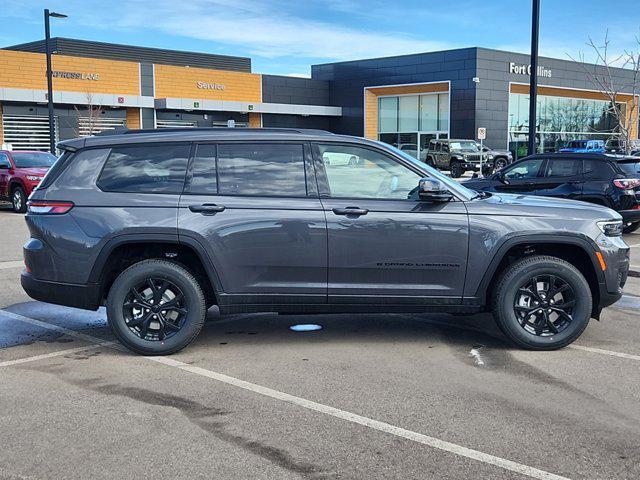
[0,150,57,212]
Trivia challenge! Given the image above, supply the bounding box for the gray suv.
[21,128,630,355]
[425,139,492,178]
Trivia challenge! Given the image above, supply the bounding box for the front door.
[178,142,327,306]
[0,153,11,198]
[495,157,546,194]
[313,143,469,304]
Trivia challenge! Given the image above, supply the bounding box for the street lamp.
[44,9,67,154]
[527,0,540,156]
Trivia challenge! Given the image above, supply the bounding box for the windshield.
[449,141,479,152]
[388,145,478,201]
[12,152,56,168]
[617,161,640,175]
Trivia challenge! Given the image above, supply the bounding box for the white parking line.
[0,309,570,480]
[568,345,640,361]
[0,260,23,270]
[0,342,116,368]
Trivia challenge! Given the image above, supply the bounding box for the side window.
[97,144,189,193]
[442,143,449,153]
[190,144,217,195]
[217,143,306,196]
[545,159,581,177]
[0,154,11,169]
[503,158,544,180]
[583,160,613,179]
[318,144,421,200]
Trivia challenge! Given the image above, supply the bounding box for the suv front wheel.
[12,186,27,213]
[492,255,592,350]
[107,259,206,355]
[450,161,463,178]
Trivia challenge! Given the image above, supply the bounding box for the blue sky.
[1,0,638,76]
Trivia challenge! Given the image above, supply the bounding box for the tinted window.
[583,160,614,179]
[190,144,217,195]
[217,144,306,196]
[319,144,420,199]
[12,152,56,168]
[503,159,544,179]
[546,159,581,177]
[617,161,640,176]
[98,144,189,193]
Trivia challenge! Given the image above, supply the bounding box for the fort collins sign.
[509,62,552,78]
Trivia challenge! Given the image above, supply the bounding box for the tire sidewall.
[107,261,205,355]
[496,259,592,349]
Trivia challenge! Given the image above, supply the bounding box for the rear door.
[177,141,327,306]
[537,157,583,199]
[0,153,11,198]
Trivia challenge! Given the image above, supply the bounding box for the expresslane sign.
[51,70,100,80]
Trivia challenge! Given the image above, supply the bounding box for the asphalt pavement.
[0,203,639,480]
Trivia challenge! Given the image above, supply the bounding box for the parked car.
[425,139,493,178]
[605,138,640,154]
[0,150,57,212]
[322,150,361,167]
[21,128,628,355]
[558,140,605,153]
[398,143,426,161]
[464,153,640,233]
[478,144,513,170]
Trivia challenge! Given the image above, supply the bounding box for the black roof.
[524,152,638,161]
[5,37,251,72]
[57,127,362,151]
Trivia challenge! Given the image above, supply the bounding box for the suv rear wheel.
[12,186,26,213]
[107,259,206,355]
[492,255,592,350]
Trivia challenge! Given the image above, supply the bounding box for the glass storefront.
[378,93,449,160]
[508,93,622,159]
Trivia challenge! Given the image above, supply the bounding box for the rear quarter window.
[97,144,190,194]
[617,161,640,176]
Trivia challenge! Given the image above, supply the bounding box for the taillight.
[27,200,74,215]
[613,178,640,189]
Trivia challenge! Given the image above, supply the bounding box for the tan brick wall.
[126,108,141,129]
[0,50,140,95]
[248,112,261,128]
[154,64,262,102]
[364,82,450,140]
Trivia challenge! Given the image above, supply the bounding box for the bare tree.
[569,31,640,154]
[74,91,104,137]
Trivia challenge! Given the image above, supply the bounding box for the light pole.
[44,9,67,154]
[527,0,540,156]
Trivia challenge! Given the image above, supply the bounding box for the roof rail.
[95,127,334,136]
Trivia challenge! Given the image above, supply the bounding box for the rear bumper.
[20,271,101,311]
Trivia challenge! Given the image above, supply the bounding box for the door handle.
[189,203,226,215]
[332,206,369,216]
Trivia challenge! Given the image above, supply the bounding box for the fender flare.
[88,233,224,295]
[473,232,605,302]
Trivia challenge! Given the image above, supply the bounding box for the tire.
[494,158,508,170]
[492,255,592,350]
[450,162,463,178]
[106,259,206,355]
[12,186,27,213]
[623,222,640,234]
[426,156,435,167]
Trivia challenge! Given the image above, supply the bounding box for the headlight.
[597,220,623,237]
[487,154,494,160]
[26,175,42,181]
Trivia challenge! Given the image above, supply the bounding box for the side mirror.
[497,172,510,185]
[418,178,453,202]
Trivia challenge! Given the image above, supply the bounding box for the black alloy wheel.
[123,278,187,341]
[513,274,575,336]
[494,158,508,170]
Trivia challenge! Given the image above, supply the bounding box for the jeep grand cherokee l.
[21,128,630,355]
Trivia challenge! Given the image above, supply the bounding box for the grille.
[1,115,57,151]
[77,117,126,137]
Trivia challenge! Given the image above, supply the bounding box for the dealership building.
[0,38,637,159]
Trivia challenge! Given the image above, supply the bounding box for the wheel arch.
[475,234,605,314]
[90,235,222,307]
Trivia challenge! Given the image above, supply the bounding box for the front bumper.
[594,235,630,312]
[21,271,101,311]
[462,161,494,171]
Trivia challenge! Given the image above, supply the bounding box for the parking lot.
[0,204,639,480]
